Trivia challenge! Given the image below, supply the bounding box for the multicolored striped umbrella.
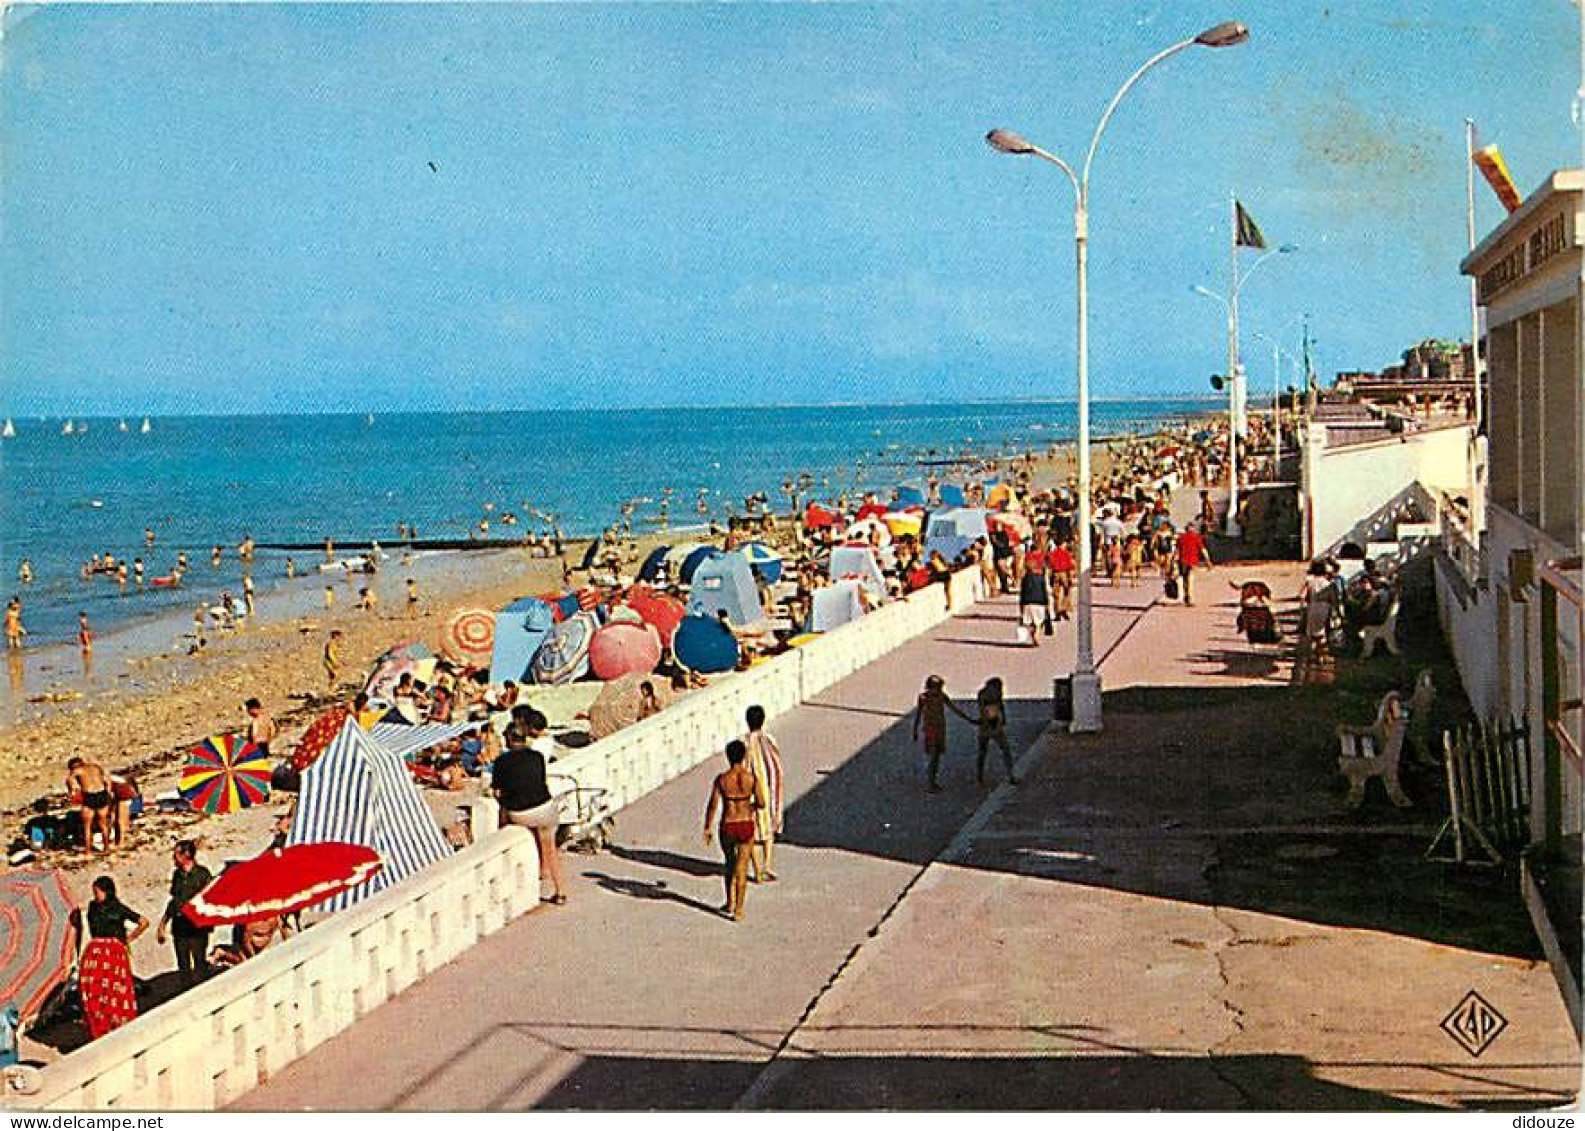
[180,733,272,814]
[0,870,77,1022]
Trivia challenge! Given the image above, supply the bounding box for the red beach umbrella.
[179,734,272,814]
[588,621,662,681]
[292,706,351,772]
[445,607,496,665]
[0,870,77,1022]
[182,843,384,927]
[620,586,686,646]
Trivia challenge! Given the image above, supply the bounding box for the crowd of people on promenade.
[14,416,1263,1057]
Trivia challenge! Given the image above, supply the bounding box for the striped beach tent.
[287,719,451,912]
[368,720,479,764]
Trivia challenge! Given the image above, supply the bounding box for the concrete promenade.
[238,560,1579,1110]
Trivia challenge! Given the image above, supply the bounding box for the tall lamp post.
[987,19,1249,734]
[1190,239,1293,535]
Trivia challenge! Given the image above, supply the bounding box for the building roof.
[1461,168,1582,276]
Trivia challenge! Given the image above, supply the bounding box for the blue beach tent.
[673,615,740,673]
[894,485,927,507]
[288,720,452,913]
[938,484,968,508]
[925,507,989,543]
[490,597,556,683]
[924,534,976,564]
[687,552,764,627]
[637,545,672,583]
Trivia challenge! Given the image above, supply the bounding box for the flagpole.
[1226,193,1243,537]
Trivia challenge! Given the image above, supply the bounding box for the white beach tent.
[288,719,452,912]
[810,580,867,632]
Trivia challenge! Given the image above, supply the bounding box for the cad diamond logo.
[1441,990,1508,1057]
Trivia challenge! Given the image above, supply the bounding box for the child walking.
[912,674,971,793]
[974,677,1019,787]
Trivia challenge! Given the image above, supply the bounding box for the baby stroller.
[1232,580,1281,644]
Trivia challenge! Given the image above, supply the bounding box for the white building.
[1442,169,1583,1027]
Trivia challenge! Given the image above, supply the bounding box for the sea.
[0,400,1213,645]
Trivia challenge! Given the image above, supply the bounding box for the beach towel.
[79,939,138,1039]
[747,731,783,839]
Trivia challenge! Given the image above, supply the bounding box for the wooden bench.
[1359,595,1401,658]
[1337,690,1411,809]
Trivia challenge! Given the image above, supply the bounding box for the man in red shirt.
[1174,523,1211,606]
[1048,542,1076,620]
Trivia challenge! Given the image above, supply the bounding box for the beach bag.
[1164,576,1180,601]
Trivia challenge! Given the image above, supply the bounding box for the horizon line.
[0,393,1228,420]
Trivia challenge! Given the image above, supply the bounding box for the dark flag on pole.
[1234,200,1267,250]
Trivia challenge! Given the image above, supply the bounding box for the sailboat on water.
[61,420,74,436]
[1,419,14,438]
[139,417,152,434]
[118,419,129,432]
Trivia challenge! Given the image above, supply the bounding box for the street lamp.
[987,20,1248,734]
[1190,240,1294,535]
[1250,321,1304,476]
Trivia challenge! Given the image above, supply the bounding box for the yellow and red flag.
[1473,142,1522,214]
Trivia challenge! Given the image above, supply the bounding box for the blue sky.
[0,1,1577,414]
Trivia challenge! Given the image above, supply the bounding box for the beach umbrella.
[0,871,76,1022]
[803,503,841,529]
[292,706,352,771]
[490,597,556,682]
[664,543,710,574]
[588,621,662,681]
[579,538,603,571]
[605,604,644,626]
[844,517,891,545]
[738,541,783,584]
[182,843,384,927]
[588,672,673,739]
[620,586,687,646]
[987,482,1018,510]
[672,614,739,674]
[637,545,672,583]
[678,546,723,585]
[854,501,889,522]
[180,733,272,814]
[365,641,437,701]
[444,607,496,666]
[531,611,598,685]
[882,511,923,538]
[987,511,1033,542]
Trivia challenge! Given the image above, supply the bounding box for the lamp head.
[986,128,1036,156]
[1195,21,1250,47]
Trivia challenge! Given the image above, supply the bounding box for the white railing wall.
[23,822,539,1111]
[552,568,980,812]
[27,566,984,1111]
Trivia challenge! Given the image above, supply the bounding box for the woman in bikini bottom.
[704,740,760,921]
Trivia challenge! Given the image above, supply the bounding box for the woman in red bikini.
[704,740,760,921]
